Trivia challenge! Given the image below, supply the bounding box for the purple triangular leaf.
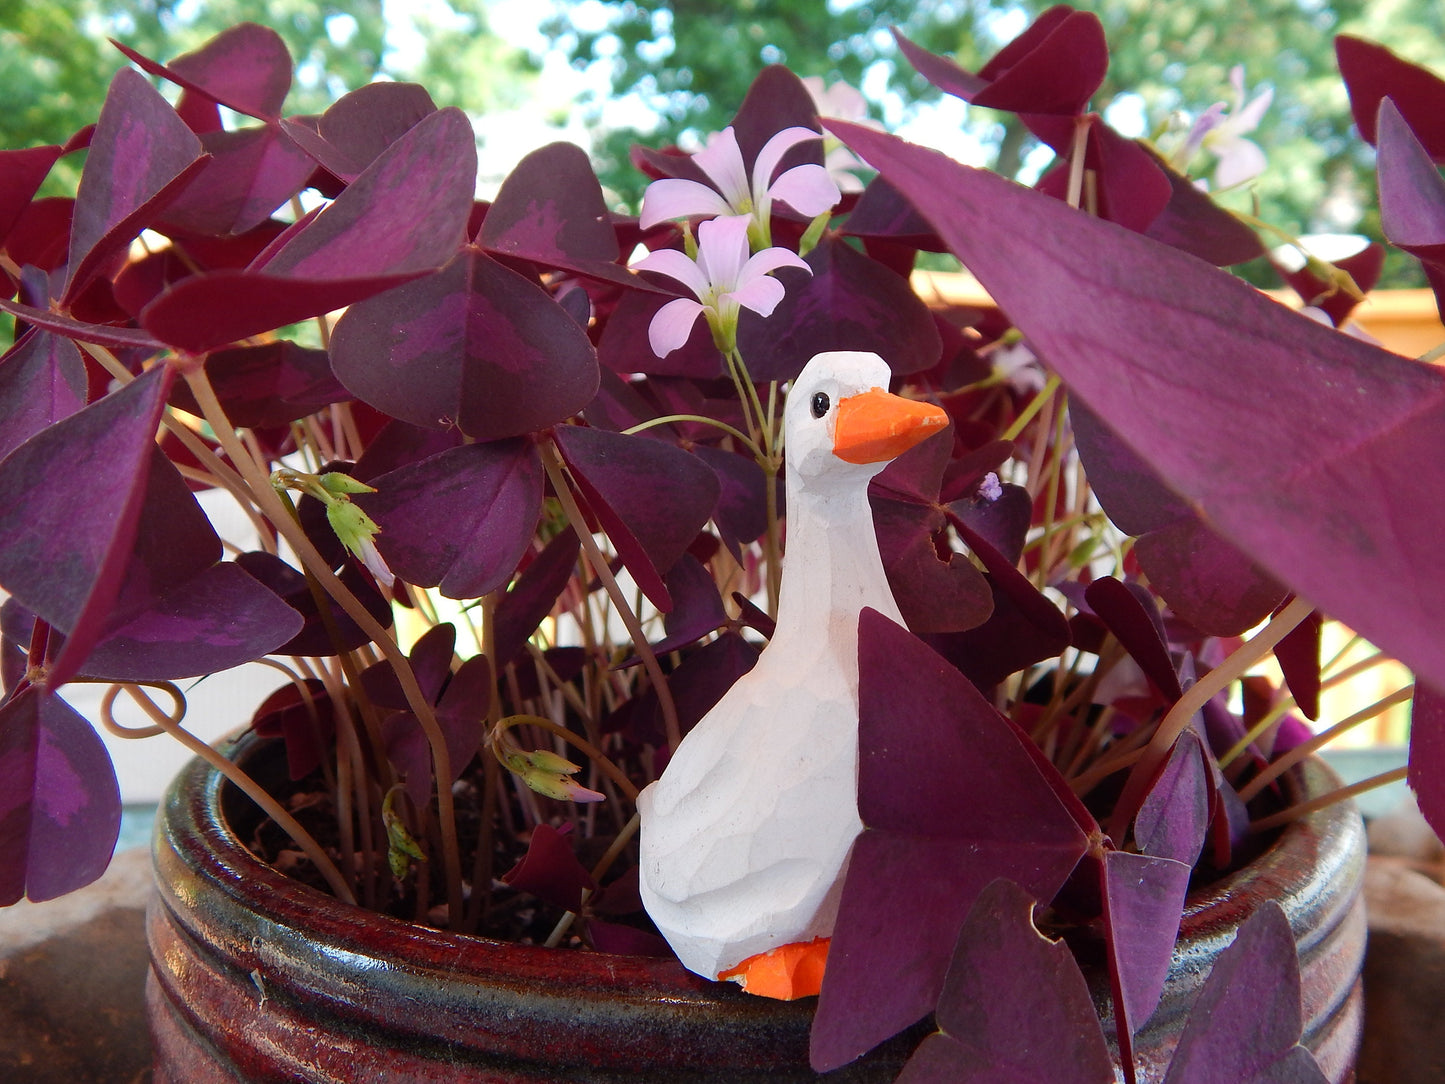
[553,426,720,612]
[812,609,1089,1071]
[928,518,1071,692]
[278,82,438,183]
[0,146,63,243]
[650,554,728,655]
[0,297,164,352]
[0,688,120,905]
[1337,35,1445,157]
[895,878,1114,1084]
[502,823,597,912]
[0,331,88,462]
[167,341,348,429]
[735,235,941,382]
[80,562,303,681]
[1134,731,1210,867]
[142,107,476,352]
[1376,97,1445,265]
[1072,398,1284,636]
[1409,682,1445,841]
[1102,849,1193,1069]
[233,551,391,658]
[1033,122,1173,234]
[331,249,599,439]
[63,68,206,304]
[835,121,1445,691]
[1161,901,1327,1084]
[692,444,769,555]
[596,286,725,379]
[360,439,544,599]
[1143,150,1266,265]
[158,125,316,236]
[873,499,992,635]
[492,530,582,668]
[112,23,293,121]
[479,142,640,288]
[1272,609,1323,721]
[0,367,175,687]
[1084,577,1183,701]
[252,679,336,781]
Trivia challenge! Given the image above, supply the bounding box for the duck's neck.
[770,475,902,661]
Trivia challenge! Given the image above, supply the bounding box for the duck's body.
[637,351,947,992]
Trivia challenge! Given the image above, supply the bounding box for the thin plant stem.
[179,359,465,924]
[116,681,356,904]
[624,414,763,458]
[1237,685,1416,804]
[1001,372,1062,442]
[1250,766,1409,832]
[540,438,682,751]
[1218,646,1393,770]
[541,813,643,948]
[1105,596,1315,842]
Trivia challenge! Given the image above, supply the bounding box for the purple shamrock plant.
[0,9,1437,1082]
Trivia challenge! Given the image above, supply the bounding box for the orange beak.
[832,387,949,465]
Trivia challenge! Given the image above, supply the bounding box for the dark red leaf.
[0,688,120,905]
[502,823,596,912]
[1376,98,1445,266]
[1134,730,1210,867]
[158,125,316,236]
[233,551,391,658]
[62,69,207,305]
[0,146,63,244]
[0,331,88,462]
[112,23,293,120]
[895,9,1106,117]
[1102,849,1193,1078]
[492,530,581,668]
[278,82,438,183]
[1337,35,1445,158]
[736,235,942,382]
[1143,151,1266,266]
[251,679,336,781]
[143,108,476,352]
[331,249,599,439]
[480,142,640,289]
[0,367,175,686]
[554,426,720,612]
[168,341,347,428]
[1409,682,1445,841]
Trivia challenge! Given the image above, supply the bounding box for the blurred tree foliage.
[543,0,1445,281]
[1,0,532,192]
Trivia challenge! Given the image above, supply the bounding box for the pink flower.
[633,215,811,357]
[639,126,841,237]
[1180,66,1273,190]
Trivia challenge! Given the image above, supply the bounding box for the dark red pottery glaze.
[146,735,1364,1082]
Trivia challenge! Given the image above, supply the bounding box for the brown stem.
[179,361,465,925]
[540,438,682,751]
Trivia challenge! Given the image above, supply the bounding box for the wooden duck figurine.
[637,350,949,999]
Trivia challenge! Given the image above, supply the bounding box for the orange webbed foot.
[717,937,830,1000]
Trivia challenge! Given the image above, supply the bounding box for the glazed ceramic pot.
[146,736,1364,1082]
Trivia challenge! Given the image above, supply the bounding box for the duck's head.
[785,351,949,483]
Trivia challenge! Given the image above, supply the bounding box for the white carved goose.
[638,350,949,999]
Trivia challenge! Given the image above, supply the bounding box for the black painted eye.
[810,391,830,419]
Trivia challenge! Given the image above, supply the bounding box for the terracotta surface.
[145,737,1367,1083]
